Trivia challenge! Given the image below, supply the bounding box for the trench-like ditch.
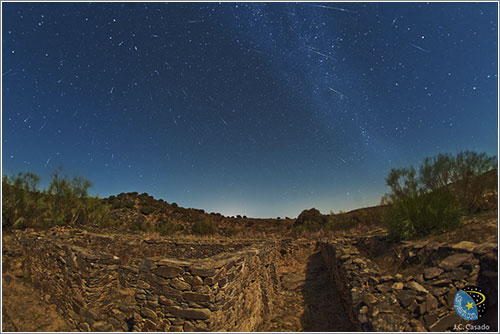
[258,242,358,332]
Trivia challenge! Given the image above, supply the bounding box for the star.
[465,302,474,310]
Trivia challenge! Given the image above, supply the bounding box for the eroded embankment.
[3,228,498,332]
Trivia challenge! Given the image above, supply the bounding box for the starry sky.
[2,2,498,218]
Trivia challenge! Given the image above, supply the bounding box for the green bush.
[419,151,497,212]
[384,189,463,240]
[140,206,155,215]
[156,220,183,236]
[294,220,322,234]
[191,220,217,235]
[2,169,110,230]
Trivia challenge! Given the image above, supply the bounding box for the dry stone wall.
[16,230,281,332]
[320,237,498,332]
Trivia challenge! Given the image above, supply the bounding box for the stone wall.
[16,230,281,332]
[320,237,498,332]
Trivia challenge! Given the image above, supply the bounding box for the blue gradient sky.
[2,2,498,218]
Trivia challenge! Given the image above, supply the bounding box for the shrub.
[140,206,155,215]
[380,151,495,239]
[384,189,463,240]
[156,220,183,236]
[419,151,496,212]
[2,169,110,230]
[294,220,322,234]
[191,220,217,235]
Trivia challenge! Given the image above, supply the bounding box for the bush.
[156,220,183,236]
[140,206,155,215]
[2,169,110,230]
[419,151,497,212]
[294,220,322,234]
[384,189,463,240]
[380,150,495,239]
[191,220,217,235]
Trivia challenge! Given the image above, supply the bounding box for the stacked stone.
[320,238,497,332]
[17,230,281,332]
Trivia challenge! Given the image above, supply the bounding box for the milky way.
[2,2,498,217]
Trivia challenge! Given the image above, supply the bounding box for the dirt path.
[258,244,356,331]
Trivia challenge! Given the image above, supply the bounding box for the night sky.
[2,2,498,218]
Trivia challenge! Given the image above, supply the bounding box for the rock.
[353,258,367,266]
[406,281,429,294]
[430,278,452,286]
[358,314,369,323]
[137,281,150,290]
[423,267,443,280]
[184,321,195,332]
[410,319,426,331]
[452,241,477,253]
[79,322,91,331]
[190,266,216,277]
[143,318,157,331]
[154,265,184,278]
[182,292,211,302]
[376,283,392,293]
[146,301,160,309]
[135,292,146,301]
[391,282,404,290]
[473,243,497,255]
[170,278,191,290]
[139,259,153,273]
[158,295,173,306]
[92,321,113,332]
[141,307,158,321]
[397,290,417,308]
[441,267,468,281]
[423,313,439,327]
[166,306,211,320]
[81,307,100,321]
[362,293,377,305]
[445,287,457,307]
[184,275,203,286]
[439,253,474,271]
[425,294,438,313]
[156,320,168,332]
[429,313,462,332]
[118,301,135,314]
[170,325,183,331]
[157,258,190,267]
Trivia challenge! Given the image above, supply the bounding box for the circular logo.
[454,286,487,321]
